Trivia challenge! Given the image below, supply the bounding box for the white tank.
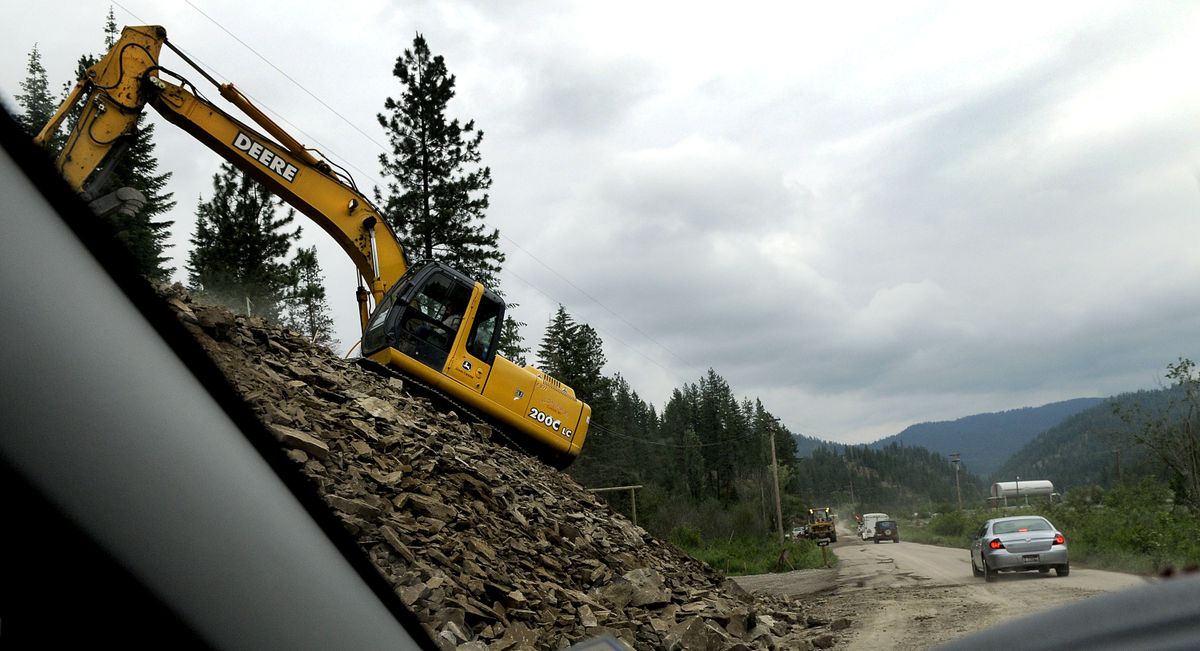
[991,480,1055,498]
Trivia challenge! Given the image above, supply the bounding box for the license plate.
[1022,554,1039,564]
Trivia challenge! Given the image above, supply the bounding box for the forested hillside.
[993,388,1177,490]
[793,444,988,514]
[564,368,804,541]
[870,398,1103,478]
[561,365,988,539]
[792,432,842,457]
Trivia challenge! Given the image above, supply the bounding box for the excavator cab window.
[362,264,428,356]
[466,296,503,362]
[392,272,473,370]
[362,291,397,353]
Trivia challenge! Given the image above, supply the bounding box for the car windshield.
[993,518,1052,534]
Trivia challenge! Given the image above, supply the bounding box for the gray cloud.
[7,1,1200,444]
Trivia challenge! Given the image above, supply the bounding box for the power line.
[181,0,389,153]
[112,2,380,191]
[500,232,702,376]
[110,1,145,23]
[500,266,699,384]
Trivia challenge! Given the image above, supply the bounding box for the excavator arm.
[37,25,591,466]
[37,25,406,332]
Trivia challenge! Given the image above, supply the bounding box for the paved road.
[736,527,1153,649]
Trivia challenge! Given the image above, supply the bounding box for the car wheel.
[1056,564,1070,577]
[983,559,996,583]
[972,557,983,577]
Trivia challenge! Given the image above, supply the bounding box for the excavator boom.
[38,25,590,466]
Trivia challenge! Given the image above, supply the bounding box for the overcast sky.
[4,1,1199,444]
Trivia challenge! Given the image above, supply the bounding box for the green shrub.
[669,526,702,549]
[925,509,988,545]
[902,480,1200,574]
[673,534,834,576]
[1043,480,1200,574]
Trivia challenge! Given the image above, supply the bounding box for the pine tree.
[694,369,746,502]
[662,386,706,498]
[537,305,574,378]
[103,6,118,48]
[375,33,503,286]
[187,163,301,323]
[96,115,177,281]
[14,45,58,141]
[44,12,177,280]
[282,246,338,349]
[566,322,610,407]
[497,314,530,366]
[537,305,611,426]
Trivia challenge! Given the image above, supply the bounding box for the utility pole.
[588,485,644,527]
[759,479,767,532]
[769,421,785,544]
[950,452,963,512]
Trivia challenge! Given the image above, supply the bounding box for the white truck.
[860,512,890,541]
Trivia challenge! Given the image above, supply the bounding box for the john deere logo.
[233,131,299,182]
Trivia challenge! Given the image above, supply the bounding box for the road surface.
[734,527,1153,649]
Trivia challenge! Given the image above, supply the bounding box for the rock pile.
[164,286,839,650]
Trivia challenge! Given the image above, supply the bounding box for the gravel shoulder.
[734,524,1153,649]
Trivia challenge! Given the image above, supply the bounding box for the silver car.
[971,515,1069,582]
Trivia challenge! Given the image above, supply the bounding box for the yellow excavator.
[36,25,590,468]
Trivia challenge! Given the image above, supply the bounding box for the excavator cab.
[362,261,503,372]
[362,261,589,467]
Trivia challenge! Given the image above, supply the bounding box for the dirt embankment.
[166,286,847,651]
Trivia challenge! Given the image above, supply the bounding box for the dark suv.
[874,520,900,543]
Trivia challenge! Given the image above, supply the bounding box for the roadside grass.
[670,528,835,576]
[897,480,1200,576]
[894,519,974,549]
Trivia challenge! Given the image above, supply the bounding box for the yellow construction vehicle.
[806,507,836,543]
[36,25,590,467]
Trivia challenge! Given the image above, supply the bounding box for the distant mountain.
[791,432,843,457]
[869,398,1104,478]
[994,388,1172,490]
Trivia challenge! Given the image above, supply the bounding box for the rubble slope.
[164,286,838,651]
